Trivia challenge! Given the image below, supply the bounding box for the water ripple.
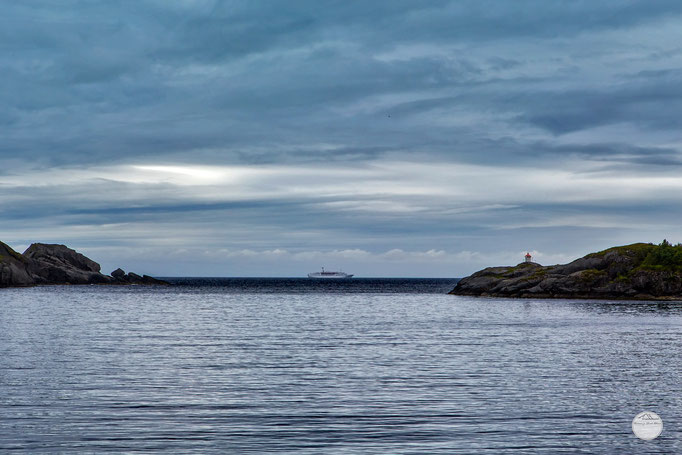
[0,280,680,453]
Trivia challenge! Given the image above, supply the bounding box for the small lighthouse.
[524,252,532,263]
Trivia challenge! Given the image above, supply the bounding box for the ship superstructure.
[307,267,353,278]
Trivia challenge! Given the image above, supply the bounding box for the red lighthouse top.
[525,252,532,258]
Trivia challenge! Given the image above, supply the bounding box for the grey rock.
[111,268,167,285]
[25,243,101,273]
[127,272,142,281]
[24,243,111,285]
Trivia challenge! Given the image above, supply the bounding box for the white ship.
[307,267,354,279]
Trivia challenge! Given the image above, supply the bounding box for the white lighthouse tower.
[524,252,532,263]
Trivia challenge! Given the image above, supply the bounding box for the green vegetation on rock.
[587,240,682,273]
[586,242,654,260]
[579,268,606,280]
[638,239,682,272]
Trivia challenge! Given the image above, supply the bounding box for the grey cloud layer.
[2,1,682,275]
[4,0,682,165]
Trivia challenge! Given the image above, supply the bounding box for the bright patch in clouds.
[4,160,682,207]
[132,165,234,183]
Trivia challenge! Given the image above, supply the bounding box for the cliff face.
[0,242,167,288]
[451,243,682,300]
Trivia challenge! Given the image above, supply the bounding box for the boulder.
[110,268,167,285]
[24,243,111,285]
[111,268,126,279]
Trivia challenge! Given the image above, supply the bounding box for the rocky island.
[1,241,167,288]
[451,241,682,300]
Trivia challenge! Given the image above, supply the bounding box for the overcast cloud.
[2,0,682,276]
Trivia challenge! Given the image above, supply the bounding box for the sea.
[0,278,680,454]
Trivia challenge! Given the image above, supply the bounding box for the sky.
[2,0,682,277]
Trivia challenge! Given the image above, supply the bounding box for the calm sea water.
[0,278,680,454]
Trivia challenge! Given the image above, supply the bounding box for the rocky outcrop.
[24,243,111,285]
[451,242,682,300]
[110,268,164,285]
[0,241,167,288]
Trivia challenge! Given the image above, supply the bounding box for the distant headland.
[451,241,682,300]
[0,241,167,288]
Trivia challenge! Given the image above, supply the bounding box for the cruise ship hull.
[307,272,354,279]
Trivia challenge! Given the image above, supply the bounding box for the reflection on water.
[567,299,682,315]
[0,280,680,454]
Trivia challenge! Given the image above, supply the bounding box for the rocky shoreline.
[1,241,167,288]
[450,242,682,300]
